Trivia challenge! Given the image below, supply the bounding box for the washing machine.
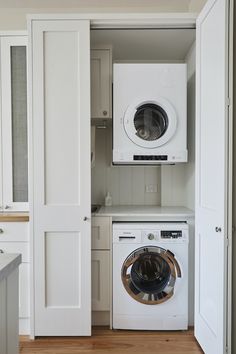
[113,63,187,164]
[112,222,189,330]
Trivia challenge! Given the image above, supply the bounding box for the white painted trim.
[226,0,234,352]
[27,16,35,340]
[27,13,197,28]
[0,31,28,37]
[0,39,3,211]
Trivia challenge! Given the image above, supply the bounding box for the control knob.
[147,233,155,240]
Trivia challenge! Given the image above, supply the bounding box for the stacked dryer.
[113,63,187,164]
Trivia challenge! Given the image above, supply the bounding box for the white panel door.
[195,0,232,353]
[30,19,91,336]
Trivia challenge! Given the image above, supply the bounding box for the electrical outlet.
[145,184,158,193]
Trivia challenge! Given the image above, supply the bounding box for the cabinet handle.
[0,229,3,234]
[215,227,222,233]
[103,110,108,116]
[83,216,90,221]
[0,249,4,253]
[4,205,11,210]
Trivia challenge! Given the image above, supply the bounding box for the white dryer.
[113,63,187,164]
[112,222,189,330]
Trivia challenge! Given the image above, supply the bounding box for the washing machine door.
[124,98,177,148]
[121,246,181,305]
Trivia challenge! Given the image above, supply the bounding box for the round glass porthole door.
[134,103,168,141]
[124,98,177,149]
[121,246,181,305]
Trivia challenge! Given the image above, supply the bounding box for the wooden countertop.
[0,213,29,222]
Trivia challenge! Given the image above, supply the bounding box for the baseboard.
[19,318,30,335]
[92,311,110,326]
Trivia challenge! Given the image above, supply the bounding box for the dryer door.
[121,246,181,305]
[124,98,177,149]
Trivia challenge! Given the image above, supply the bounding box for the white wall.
[188,0,206,12]
[91,125,161,206]
[0,0,206,30]
[185,42,196,210]
[161,43,195,210]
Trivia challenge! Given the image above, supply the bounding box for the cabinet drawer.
[0,222,29,242]
[92,250,110,311]
[0,242,29,262]
[92,217,110,250]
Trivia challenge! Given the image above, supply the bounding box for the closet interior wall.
[91,27,196,325]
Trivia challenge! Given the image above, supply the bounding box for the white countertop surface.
[0,254,21,282]
[93,205,194,218]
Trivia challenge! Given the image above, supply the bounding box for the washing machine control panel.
[161,230,182,239]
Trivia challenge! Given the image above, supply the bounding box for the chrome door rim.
[121,246,181,305]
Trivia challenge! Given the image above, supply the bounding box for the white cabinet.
[92,216,111,325]
[91,47,112,119]
[0,35,28,211]
[0,222,30,334]
[92,216,110,249]
[0,254,21,354]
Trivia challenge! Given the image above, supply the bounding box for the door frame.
[27,10,233,348]
[27,13,197,29]
[226,1,234,352]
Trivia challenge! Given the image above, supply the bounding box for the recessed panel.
[45,232,80,307]
[199,232,217,335]
[44,31,80,205]
[92,258,101,302]
[199,6,224,210]
[91,57,101,117]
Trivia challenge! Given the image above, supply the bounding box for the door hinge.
[227,97,231,106]
[225,238,230,247]
[225,345,228,354]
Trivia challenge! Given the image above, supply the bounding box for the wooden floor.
[20,327,203,354]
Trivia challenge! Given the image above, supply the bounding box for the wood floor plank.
[20,327,203,354]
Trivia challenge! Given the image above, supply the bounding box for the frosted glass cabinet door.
[1,36,28,211]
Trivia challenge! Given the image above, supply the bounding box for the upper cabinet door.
[91,47,112,119]
[1,36,28,211]
[195,0,232,353]
[29,19,91,336]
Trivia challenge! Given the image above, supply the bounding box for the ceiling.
[91,29,195,61]
[0,0,206,12]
